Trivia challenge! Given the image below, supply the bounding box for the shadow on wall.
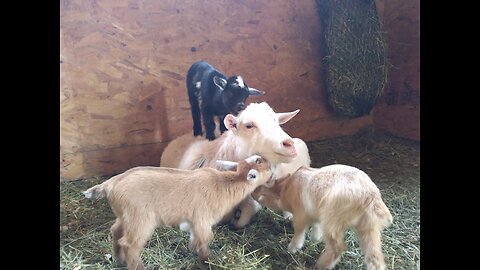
[87,80,173,178]
[153,81,171,143]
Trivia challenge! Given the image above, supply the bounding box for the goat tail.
[356,195,393,234]
[371,196,393,228]
[83,183,106,200]
[83,178,115,200]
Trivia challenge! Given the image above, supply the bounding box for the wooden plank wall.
[372,0,420,141]
[61,0,381,181]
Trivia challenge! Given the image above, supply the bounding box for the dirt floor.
[60,128,420,269]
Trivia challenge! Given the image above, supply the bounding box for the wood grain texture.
[60,0,396,180]
[373,0,420,141]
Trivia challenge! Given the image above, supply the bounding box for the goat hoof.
[283,211,293,220]
[198,252,210,263]
[234,209,242,219]
[233,223,246,230]
[287,243,300,254]
[314,262,328,270]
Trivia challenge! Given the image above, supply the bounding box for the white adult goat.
[160,102,311,228]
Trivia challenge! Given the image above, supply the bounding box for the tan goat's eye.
[256,158,261,164]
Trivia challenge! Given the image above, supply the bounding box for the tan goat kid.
[83,155,273,270]
[251,164,393,270]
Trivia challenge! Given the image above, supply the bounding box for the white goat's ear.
[216,160,238,171]
[248,88,265,96]
[277,109,300,125]
[224,114,239,130]
[213,76,227,90]
[247,169,259,181]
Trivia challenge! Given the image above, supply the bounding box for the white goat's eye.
[256,158,261,164]
[245,123,255,129]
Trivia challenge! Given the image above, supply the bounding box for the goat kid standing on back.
[83,155,274,270]
[249,164,393,270]
[187,61,265,140]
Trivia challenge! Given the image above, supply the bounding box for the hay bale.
[317,0,388,118]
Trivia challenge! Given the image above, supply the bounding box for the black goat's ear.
[213,76,227,90]
[248,88,265,96]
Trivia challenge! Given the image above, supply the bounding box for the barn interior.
[60,0,419,269]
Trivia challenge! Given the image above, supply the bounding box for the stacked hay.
[317,0,388,118]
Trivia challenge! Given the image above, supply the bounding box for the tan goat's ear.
[275,173,291,183]
[224,114,239,131]
[277,109,300,125]
[215,160,238,171]
[270,176,288,195]
[245,155,262,165]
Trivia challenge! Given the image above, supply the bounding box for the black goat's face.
[222,76,251,115]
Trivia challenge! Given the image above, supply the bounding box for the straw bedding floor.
[60,128,420,270]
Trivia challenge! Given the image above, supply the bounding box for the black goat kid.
[186,61,264,140]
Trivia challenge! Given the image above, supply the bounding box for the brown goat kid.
[251,165,393,270]
[83,155,273,270]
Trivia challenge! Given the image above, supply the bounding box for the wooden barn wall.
[60,0,374,181]
[372,0,420,141]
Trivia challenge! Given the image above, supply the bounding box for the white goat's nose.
[282,138,294,148]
